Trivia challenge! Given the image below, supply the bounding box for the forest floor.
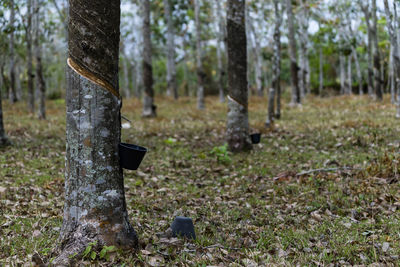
[1,95,400,266]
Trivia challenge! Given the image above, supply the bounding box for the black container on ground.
[171,216,196,240]
[119,143,147,170]
[250,133,261,144]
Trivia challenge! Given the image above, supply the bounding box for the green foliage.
[99,246,116,260]
[82,241,97,259]
[210,144,231,164]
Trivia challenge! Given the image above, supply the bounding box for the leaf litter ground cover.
[1,95,400,266]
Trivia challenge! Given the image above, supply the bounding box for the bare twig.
[296,167,358,176]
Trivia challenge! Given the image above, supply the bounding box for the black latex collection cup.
[171,216,196,240]
[119,143,147,170]
[250,133,261,144]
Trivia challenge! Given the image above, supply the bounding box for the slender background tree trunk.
[371,0,382,100]
[286,0,300,104]
[9,0,17,104]
[319,46,323,95]
[0,84,8,146]
[195,0,205,109]
[27,0,35,113]
[215,0,225,103]
[164,0,178,100]
[142,0,156,117]
[267,0,282,126]
[34,0,46,119]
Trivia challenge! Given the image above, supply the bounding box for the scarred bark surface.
[142,0,156,117]
[54,0,137,264]
[227,0,251,152]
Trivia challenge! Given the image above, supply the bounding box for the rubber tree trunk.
[298,0,307,99]
[286,0,300,104]
[0,79,9,146]
[164,0,178,100]
[135,55,143,99]
[367,29,374,96]
[53,0,138,264]
[226,0,252,152]
[383,0,400,116]
[15,62,22,101]
[130,60,137,97]
[319,46,323,95]
[121,47,131,99]
[27,0,35,113]
[339,51,345,95]
[123,58,131,98]
[9,0,17,104]
[247,9,263,97]
[347,54,352,94]
[215,0,225,103]
[195,0,205,109]
[34,0,46,120]
[389,45,395,103]
[142,0,156,117]
[371,0,383,100]
[353,48,363,95]
[359,0,375,96]
[266,0,282,126]
[346,18,363,95]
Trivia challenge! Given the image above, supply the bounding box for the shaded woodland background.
[0,0,398,109]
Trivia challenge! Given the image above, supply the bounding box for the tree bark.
[227,0,252,152]
[286,0,300,104]
[247,8,263,97]
[215,0,225,103]
[54,0,137,264]
[298,0,308,99]
[347,54,352,94]
[339,51,345,95]
[164,0,178,100]
[359,0,375,96]
[195,0,205,109]
[142,0,156,117]
[352,48,363,95]
[9,0,17,104]
[266,0,281,126]
[123,57,131,98]
[15,62,22,101]
[27,0,35,113]
[0,74,9,146]
[34,0,46,120]
[319,46,323,95]
[389,47,395,102]
[371,0,383,100]
[383,0,400,116]
[121,46,131,99]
